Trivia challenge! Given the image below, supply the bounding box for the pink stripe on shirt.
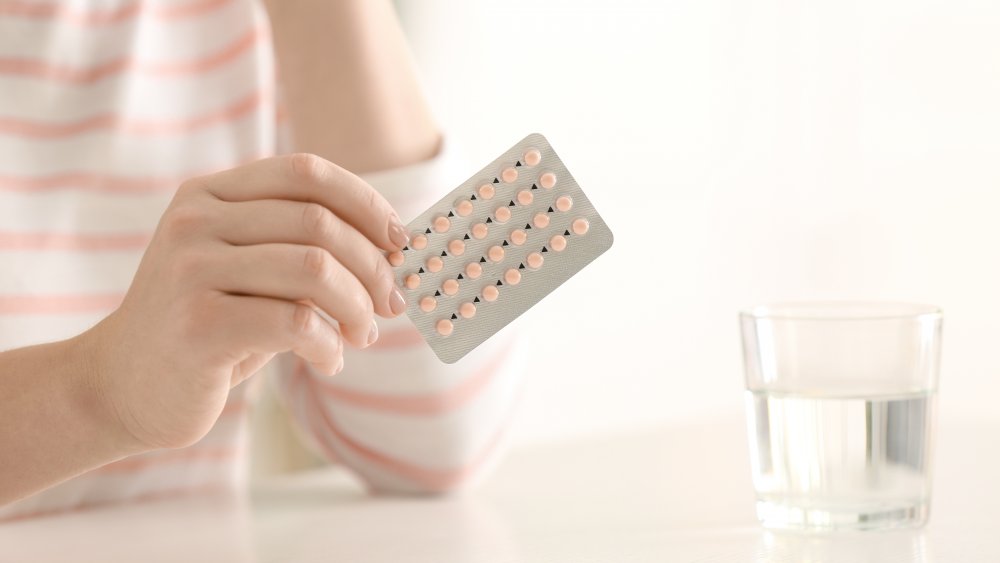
[0,89,267,138]
[0,27,263,84]
[311,344,510,415]
[0,0,233,25]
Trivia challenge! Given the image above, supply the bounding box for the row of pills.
[398,220,589,293]
[416,182,565,237]
[386,198,579,273]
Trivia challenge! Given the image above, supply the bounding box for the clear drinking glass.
[740,302,942,531]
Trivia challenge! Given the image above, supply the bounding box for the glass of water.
[740,302,942,531]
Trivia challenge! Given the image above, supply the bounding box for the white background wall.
[396,0,1000,445]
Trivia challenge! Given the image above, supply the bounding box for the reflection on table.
[1,417,997,562]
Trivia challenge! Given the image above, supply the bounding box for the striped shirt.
[0,0,520,520]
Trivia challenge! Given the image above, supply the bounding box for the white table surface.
[2,416,997,562]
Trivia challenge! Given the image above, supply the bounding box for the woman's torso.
[0,0,277,519]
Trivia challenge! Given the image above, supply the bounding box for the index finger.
[195,153,409,252]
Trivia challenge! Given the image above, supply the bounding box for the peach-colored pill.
[501,167,518,183]
[411,234,427,250]
[436,319,453,336]
[504,268,522,285]
[572,218,590,235]
[550,235,567,252]
[426,256,443,273]
[459,302,476,319]
[494,206,511,223]
[539,172,557,189]
[433,216,450,233]
[510,229,527,246]
[455,199,473,217]
[526,252,544,269]
[523,149,541,166]
[478,184,495,200]
[516,189,533,206]
[465,261,483,279]
[387,251,404,267]
[405,273,421,289]
[448,239,465,256]
[533,212,550,229]
[471,223,488,239]
[556,195,573,212]
[488,245,504,262]
[442,278,459,296]
[419,296,436,312]
[482,285,499,302]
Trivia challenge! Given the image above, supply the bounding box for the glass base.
[756,500,930,531]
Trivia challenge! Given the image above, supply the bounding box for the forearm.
[0,331,142,506]
[264,0,441,173]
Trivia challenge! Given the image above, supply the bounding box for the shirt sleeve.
[271,138,526,494]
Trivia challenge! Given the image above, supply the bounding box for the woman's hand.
[88,154,409,450]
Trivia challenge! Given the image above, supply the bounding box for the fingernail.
[367,320,379,346]
[388,215,409,249]
[389,285,407,316]
[332,356,344,376]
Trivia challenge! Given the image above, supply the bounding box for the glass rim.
[740,301,942,322]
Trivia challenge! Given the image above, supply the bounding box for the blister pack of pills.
[388,133,613,363]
